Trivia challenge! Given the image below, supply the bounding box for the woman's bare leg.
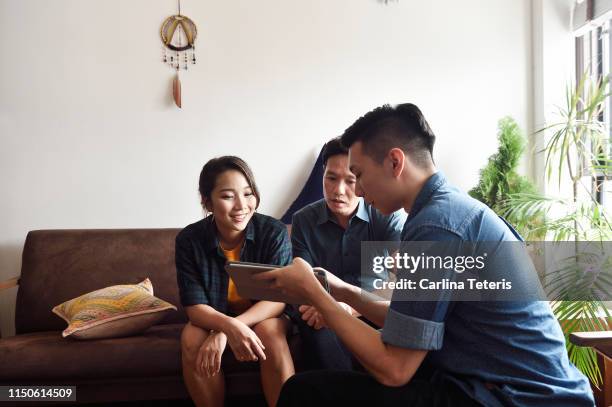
[254,317,295,407]
[181,322,225,407]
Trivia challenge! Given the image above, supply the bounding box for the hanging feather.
[173,72,182,108]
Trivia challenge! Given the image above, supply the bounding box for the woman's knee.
[181,322,209,359]
[253,318,288,347]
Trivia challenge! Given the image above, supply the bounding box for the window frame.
[575,23,611,210]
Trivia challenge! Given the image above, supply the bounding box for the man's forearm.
[252,257,426,386]
[337,284,390,328]
[310,287,420,386]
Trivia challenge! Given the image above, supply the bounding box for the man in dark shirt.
[257,103,594,406]
[290,137,405,370]
[292,137,405,288]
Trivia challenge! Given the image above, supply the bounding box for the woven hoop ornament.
[160,15,197,51]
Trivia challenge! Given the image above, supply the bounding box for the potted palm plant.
[502,72,612,386]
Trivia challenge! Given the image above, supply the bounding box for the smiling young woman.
[176,156,295,407]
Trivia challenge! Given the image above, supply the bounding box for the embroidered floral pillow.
[52,278,176,339]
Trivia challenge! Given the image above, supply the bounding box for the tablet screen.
[225,261,328,304]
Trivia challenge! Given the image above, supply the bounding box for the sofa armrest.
[0,277,19,292]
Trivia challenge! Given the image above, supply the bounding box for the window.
[575,21,612,211]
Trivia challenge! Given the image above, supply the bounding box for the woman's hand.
[222,318,266,362]
[196,331,227,377]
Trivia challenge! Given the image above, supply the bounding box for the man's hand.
[299,302,354,330]
[254,257,324,303]
[221,318,266,362]
[196,331,227,377]
[299,305,325,329]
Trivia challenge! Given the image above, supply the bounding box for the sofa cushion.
[0,324,183,381]
[0,323,280,381]
[52,278,177,339]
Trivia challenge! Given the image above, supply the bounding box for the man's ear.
[388,148,405,178]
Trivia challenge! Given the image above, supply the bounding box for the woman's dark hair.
[321,136,348,168]
[198,156,261,209]
[340,103,436,167]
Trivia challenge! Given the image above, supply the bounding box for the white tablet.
[225,261,329,304]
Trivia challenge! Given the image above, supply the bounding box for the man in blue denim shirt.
[259,103,594,406]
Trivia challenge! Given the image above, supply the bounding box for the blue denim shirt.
[291,198,406,287]
[381,172,594,407]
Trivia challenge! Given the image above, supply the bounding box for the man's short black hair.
[340,103,435,167]
[321,136,348,168]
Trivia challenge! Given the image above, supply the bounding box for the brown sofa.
[0,229,300,404]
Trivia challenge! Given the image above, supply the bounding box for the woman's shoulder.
[176,218,210,243]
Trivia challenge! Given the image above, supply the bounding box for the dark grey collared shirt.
[291,198,406,287]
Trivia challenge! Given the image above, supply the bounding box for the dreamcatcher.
[160,0,197,108]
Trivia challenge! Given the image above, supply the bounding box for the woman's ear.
[202,197,213,213]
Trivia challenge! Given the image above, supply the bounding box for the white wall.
[531,0,576,193]
[0,0,535,336]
